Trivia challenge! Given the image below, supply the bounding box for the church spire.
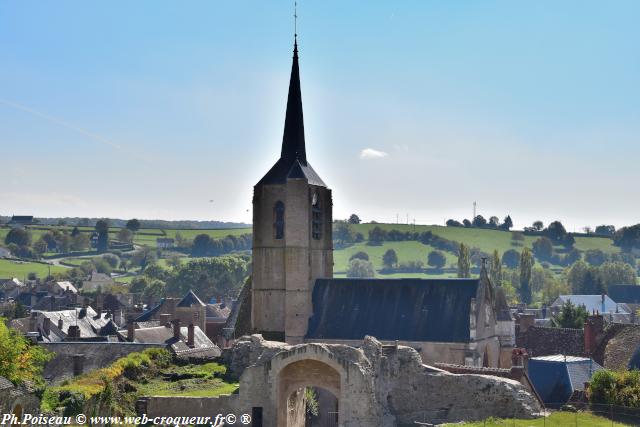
[280,37,307,165]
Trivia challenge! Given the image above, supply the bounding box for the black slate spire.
[281,38,307,165]
[256,38,326,187]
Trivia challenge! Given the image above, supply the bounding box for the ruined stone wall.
[42,342,163,384]
[516,326,584,357]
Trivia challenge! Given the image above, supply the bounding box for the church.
[250,38,513,368]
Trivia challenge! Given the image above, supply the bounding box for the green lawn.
[446,412,630,426]
[0,258,66,279]
[137,362,238,397]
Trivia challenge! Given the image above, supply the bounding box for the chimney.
[29,312,38,332]
[160,313,172,327]
[96,306,102,318]
[517,314,535,333]
[67,325,80,339]
[58,318,64,330]
[601,294,606,314]
[127,322,135,342]
[187,323,195,348]
[172,319,181,340]
[584,314,604,356]
[43,317,51,336]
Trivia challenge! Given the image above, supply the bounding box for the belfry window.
[312,193,322,240]
[274,201,285,239]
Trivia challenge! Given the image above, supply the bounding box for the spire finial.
[294,1,298,39]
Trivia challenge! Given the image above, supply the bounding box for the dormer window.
[312,193,321,240]
[274,201,285,239]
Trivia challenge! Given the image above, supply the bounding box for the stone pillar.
[73,354,84,376]
[188,324,195,348]
[172,319,181,340]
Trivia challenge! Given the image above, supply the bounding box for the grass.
[137,361,238,397]
[0,258,66,279]
[446,412,631,426]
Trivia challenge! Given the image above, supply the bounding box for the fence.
[408,403,640,426]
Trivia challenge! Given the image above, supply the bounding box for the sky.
[1,1,639,230]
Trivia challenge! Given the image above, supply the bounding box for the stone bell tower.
[251,38,333,344]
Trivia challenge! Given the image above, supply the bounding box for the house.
[52,281,78,295]
[10,306,120,342]
[0,247,11,258]
[121,320,220,360]
[156,238,175,249]
[527,355,603,407]
[134,290,207,334]
[7,216,34,226]
[0,278,24,301]
[552,294,631,323]
[82,272,115,292]
[206,302,232,346]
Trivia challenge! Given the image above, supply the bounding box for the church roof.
[257,39,326,187]
[306,278,480,343]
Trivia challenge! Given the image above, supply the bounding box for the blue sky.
[1,1,639,230]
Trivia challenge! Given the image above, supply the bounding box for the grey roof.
[553,295,630,314]
[0,376,14,390]
[206,303,231,319]
[34,307,118,341]
[306,278,480,343]
[134,299,163,322]
[124,325,220,357]
[177,290,206,307]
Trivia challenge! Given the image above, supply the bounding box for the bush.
[590,369,640,408]
[349,251,369,262]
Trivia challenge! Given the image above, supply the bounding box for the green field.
[446,412,631,426]
[0,259,66,279]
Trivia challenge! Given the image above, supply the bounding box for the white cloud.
[359,148,389,159]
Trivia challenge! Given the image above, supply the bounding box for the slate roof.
[256,40,326,188]
[134,299,163,322]
[123,325,220,358]
[33,307,118,341]
[306,278,480,343]
[609,285,640,305]
[553,295,629,314]
[177,290,206,307]
[55,281,78,294]
[528,355,603,406]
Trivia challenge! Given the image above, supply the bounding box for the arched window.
[312,193,322,240]
[274,201,285,239]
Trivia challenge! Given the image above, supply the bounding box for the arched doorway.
[277,359,340,427]
[12,404,23,420]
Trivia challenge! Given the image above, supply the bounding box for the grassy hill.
[0,258,66,279]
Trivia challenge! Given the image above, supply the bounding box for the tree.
[613,224,640,251]
[130,246,157,271]
[532,237,553,261]
[346,259,375,278]
[0,320,52,385]
[462,219,472,228]
[5,228,31,247]
[382,249,398,269]
[532,221,544,231]
[544,220,568,243]
[500,215,513,231]
[511,231,525,246]
[457,243,470,278]
[585,249,607,266]
[519,247,534,305]
[349,251,369,262]
[566,261,605,295]
[488,216,500,229]
[95,220,109,253]
[101,253,120,269]
[446,219,463,227]
[130,276,149,293]
[70,233,90,251]
[166,255,183,270]
[562,234,576,249]
[367,226,386,246]
[117,228,133,243]
[427,251,446,270]
[490,250,502,286]
[192,234,213,257]
[555,300,589,329]
[472,215,487,228]
[347,214,361,225]
[502,249,520,269]
[333,221,356,246]
[595,225,615,236]
[599,262,637,290]
[126,218,141,233]
[70,226,81,237]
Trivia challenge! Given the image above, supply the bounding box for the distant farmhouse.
[7,215,34,226]
[156,237,175,249]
